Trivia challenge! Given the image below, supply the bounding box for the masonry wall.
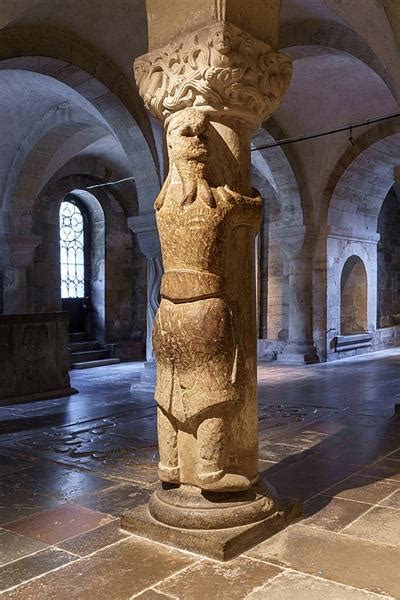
[326,235,377,361]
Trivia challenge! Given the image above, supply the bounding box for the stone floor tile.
[0,453,38,477]
[0,485,62,525]
[1,536,196,600]
[322,474,400,505]
[262,457,360,500]
[91,456,159,485]
[246,570,394,599]
[155,557,282,599]
[258,441,311,463]
[0,529,47,566]
[73,482,154,516]
[304,421,346,435]
[343,505,400,546]
[247,524,400,597]
[0,547,78,592]
[360,458,400,482]
[379,489,400,508]
[4,503,113,544]
[313,444,396,467]
[0,463,114,501]
[59,520,129,556]
[302,496,372,532]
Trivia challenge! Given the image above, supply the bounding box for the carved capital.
[134,21,291,128]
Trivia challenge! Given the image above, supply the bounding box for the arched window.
[340,256,368,334]
[59,200,85,299]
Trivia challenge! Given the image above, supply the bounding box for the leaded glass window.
[60,200,85,298]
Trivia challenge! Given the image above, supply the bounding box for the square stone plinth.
[121,498,301,562]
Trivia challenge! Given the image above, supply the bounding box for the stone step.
[69,341,101,352]
[71,358,120,369]
[70,349,110,363]
[69,332,88,343]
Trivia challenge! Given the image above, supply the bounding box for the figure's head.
[208,23,233,56]
[166,108,210,164]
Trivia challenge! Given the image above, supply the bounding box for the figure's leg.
[197,416,225,484]
[157,406,180,483]
[197,412,256,492]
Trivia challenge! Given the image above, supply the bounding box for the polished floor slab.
[0,350,400,598]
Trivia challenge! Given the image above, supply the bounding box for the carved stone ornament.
[134,21,292,126]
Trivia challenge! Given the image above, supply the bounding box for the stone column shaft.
[122,9,303,560]
[146,255,162,361]
[128,213,162,361]
[275,225,318,363]
[121,16,302,556]
[1,235,40,314]
[132,19,292,492]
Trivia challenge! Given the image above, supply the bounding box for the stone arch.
[0,25,155,155]
[280,20,396,100]
[3,116,113,236]
[325,122,400,235]
[312,123,400,360]
[251,127,304,227]
[0,51,161,213]
[31,172,146,359]
[340,255,368,335]
[324,234,376,360]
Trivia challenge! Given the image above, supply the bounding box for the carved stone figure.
[133,21,291,494]
[153,108,263,491]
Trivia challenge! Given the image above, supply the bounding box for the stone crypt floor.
[1,351,400,599]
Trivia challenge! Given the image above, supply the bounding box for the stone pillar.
[276,225,318,364]
[2,235,40,314]
[122,9,301,560]
[127,213,162,361]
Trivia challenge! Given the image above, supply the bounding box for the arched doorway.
[59,198,89,334]
[59,192,105,340]
[377,185,400,328]
[340,256,368,334]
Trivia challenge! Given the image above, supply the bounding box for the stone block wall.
[325,233,377,361]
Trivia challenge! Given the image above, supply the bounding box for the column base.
[121,477,301,561]
[278,341,319,365]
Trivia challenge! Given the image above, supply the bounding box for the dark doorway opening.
[59,199,90,334]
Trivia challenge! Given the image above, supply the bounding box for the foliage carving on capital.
[134,21,292,126]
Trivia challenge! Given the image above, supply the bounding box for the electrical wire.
[251,112,400,151]
[86,176,136,190]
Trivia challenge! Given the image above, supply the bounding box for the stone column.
[276,225,318,364]
[128,213,162,362]
[122,12,301,560]
[2,235,40,314]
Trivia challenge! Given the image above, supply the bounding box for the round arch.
[340,255,368,334]
[0,52,161,215]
